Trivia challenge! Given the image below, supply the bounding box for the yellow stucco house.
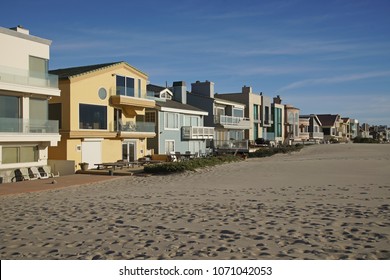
[48,62,156,171]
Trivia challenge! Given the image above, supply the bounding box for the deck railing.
[182,126,214,139]
[0,118,59,133]
[0,65,58,88]
[214,140,248,150]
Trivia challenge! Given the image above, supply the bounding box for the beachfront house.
[270,95,285,146]
[0,26,61,183]
[187,81,250,153]
[284,104,301,144]
[214,86,262,143]
[146,82,214,156]
[299,114,324,143]
[317,114,343,142]
[48,62,156,171]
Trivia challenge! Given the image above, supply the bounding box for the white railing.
[214,115,250,127]
[182,126,214,139]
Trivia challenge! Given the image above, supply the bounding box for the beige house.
[48,62,156,171]
[284,104,300,144]
[0,26,61,183]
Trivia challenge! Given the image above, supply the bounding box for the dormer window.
[159,89,173,100]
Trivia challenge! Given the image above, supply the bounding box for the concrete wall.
[0,27,50,70]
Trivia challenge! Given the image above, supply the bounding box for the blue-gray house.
[146,82,214,156]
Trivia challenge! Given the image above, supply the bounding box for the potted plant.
[79,162,89,171]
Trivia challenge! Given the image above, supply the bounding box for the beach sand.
[1,143,389,260]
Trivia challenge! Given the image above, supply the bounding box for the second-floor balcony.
[0,118,59,134]
[0,65,58,90]
[0,118,60,145]
[310,132,324,139]
[214,115,251,129]
[182,126,214,140]
[115,121,156,138]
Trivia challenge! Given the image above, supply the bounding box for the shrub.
[248,144,303,158]
[353,137,380,143]
[144,155,242,174]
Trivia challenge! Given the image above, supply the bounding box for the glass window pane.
[126,77,134,97]
[79,104,107,129]
[2,147,18,164]
[0,95,20,118]
[29,56,48,78]
[116,76,126,95]
[49,103,62,129]
[20,146,37,162]
[30,98,48,120]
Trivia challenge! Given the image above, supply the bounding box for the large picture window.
[233,108,244,118]
[116,75,134,97]
[79,104,107,129]
[2,146,39,164]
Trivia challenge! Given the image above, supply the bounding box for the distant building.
[187,81,250,153]
[146,82,213,156]
[284,104,300,144]
[0,26,61,183]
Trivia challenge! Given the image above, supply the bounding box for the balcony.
[214,140,249,151]
[116,121,156,138]
[182,126,214,140]
[214,115,251,129]
[310,132,324,139]
[0,118,60,145]
[0,65,59,95]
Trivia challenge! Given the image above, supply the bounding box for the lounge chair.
[26,167,39,180]
[11,168,30,182]
[30,166,49,179]
[38,166,59,178]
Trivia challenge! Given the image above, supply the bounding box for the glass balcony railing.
[0,118,59,133]
[0,65,58,88]
[116,121,155,133]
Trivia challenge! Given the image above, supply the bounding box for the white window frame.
[164,112,179,130]
[165,140,175,154]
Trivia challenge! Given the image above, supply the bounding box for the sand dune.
[1,143,389,259]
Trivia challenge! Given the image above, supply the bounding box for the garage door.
[81,140,102,169]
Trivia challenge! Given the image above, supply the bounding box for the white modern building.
[0,26,61,183]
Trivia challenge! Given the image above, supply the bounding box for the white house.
[0,26,61,183]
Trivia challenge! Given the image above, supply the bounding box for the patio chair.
[27,167,39,180]
[38,166,59,178]
[30,166,49,179]
[11,169,30,182]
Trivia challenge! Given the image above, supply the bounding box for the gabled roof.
[317,114,339,127]
[147,84,167,93]
[49,61,147,79]
[156,99,206,112]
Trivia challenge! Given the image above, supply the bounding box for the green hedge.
[144,155,242,174]
[353,137,380,143]
[248,144,304,158]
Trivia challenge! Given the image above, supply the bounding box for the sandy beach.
[1,143,389,260]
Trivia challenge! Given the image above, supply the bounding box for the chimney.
[191,80,214,98]
[10,25,30,35]
[273,95,282,104]
[242,85,252,94]
[172,81,187,104]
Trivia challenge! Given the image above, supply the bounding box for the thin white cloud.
[278,71,390,92]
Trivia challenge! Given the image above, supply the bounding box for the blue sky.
[2,0,389,125]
